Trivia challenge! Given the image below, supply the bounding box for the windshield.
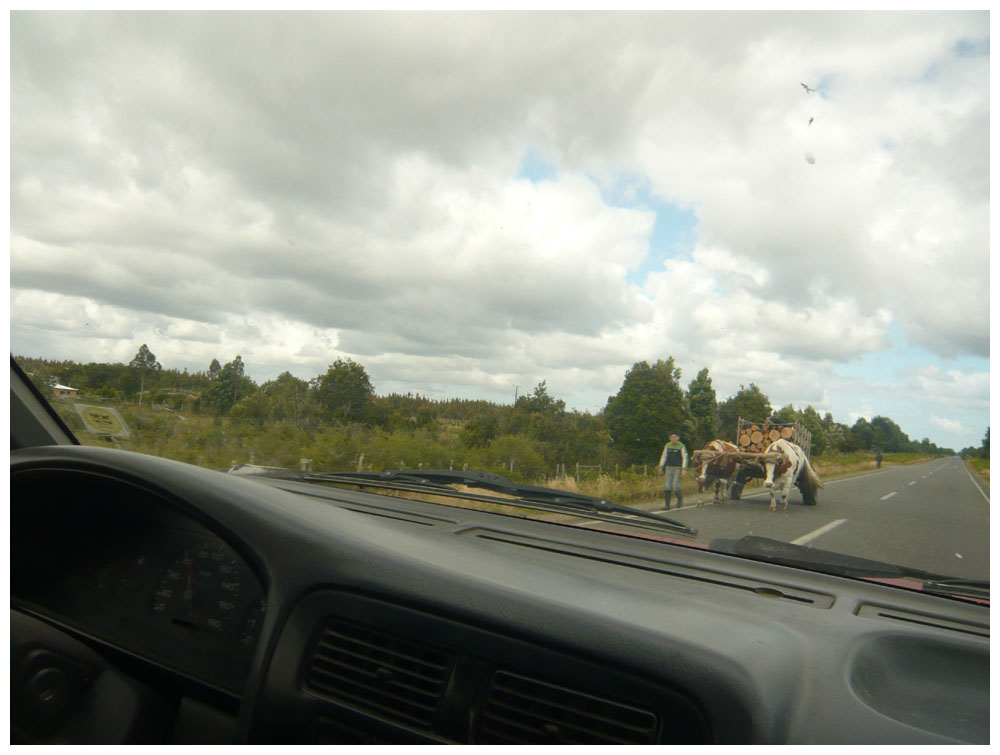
[10,11,989,588]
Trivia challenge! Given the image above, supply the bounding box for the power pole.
[513,385,519,403]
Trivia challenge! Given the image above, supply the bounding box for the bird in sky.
[801,82,816,93]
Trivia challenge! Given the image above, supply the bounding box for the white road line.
[792,519,847,545]
[961,464,990,504]
[907,481,916,486]
[880,492,897,500]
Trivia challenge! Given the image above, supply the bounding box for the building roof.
[52,384,77,391]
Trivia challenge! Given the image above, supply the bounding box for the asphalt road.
[632,456,990,581]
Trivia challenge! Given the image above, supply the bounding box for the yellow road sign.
[74,404,131,439]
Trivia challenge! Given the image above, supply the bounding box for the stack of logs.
[737,423,795,453]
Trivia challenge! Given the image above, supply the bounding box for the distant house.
[52,384,78,399]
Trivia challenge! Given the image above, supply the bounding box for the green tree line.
[16,347,957,479]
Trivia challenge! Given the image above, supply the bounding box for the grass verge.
[964,457,990,487]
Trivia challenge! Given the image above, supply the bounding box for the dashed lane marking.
[792,519,847,545]
[880,492,897,500]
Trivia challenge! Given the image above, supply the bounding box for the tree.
[261,371,314,426]
[516,381,566,415]
[459,414,500,449]
[717,384,773,441]
[870,416,910,453]
[202,355,256,414]
[129,344,162,408]
[773,404,799,423]
[800,406,827,456]
[981,428,990,460]
[604,358,690,465]
[850,418,873,451]
[129,344,162,373]
[686,368,717,450]
[312,358,374,422]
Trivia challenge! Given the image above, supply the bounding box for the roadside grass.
[51,398,953,509]
[965,457,989,486]
[542,451,950,508]
[810,452,935,482]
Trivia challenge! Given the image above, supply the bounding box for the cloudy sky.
[9,11,990,450]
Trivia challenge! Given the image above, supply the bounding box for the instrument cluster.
[12,468,267,695]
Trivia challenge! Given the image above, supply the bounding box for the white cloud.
[907,365,990,412]
[930,415,969,436]
[8,11,990,447]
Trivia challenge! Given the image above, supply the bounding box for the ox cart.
[691,418,818,505]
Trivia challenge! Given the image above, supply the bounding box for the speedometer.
[153,539,253,637]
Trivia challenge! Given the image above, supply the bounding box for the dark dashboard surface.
[12,468,266,696]
[10,445,990,744]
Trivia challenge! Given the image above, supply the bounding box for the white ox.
[762,439,824,511]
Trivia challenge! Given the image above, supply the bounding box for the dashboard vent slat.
[305,619,454,730]
[856,603,989,638]
[476,671,658,744]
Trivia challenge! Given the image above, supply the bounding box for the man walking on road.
[658,432,688,510]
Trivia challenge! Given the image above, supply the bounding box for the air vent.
[476,671,658,744]
[304,619,455,730]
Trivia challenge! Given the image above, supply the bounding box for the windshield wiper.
[709,536,988,600]
[920,578,990,601]
[227,465,697,537]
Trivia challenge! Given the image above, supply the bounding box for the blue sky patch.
[516,156,699,286]
[626,202,697,286]
[831,319,988,446]
[591,172,697,286]
[954,36,989,57]
[835,320,988,383]
[517,149,558,183]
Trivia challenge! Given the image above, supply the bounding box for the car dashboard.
[10,445,990,744]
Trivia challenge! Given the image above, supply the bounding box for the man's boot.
[664,491,672,509]
[675,491,683,509]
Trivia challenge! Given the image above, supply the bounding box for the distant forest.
[16,347,969,478]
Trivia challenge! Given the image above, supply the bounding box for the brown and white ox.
[694,440,741,506]
[762,439,824,511]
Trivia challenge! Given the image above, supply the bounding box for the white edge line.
[792,519,847,546]
[880,492,897,500]
[961,462,990,504]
